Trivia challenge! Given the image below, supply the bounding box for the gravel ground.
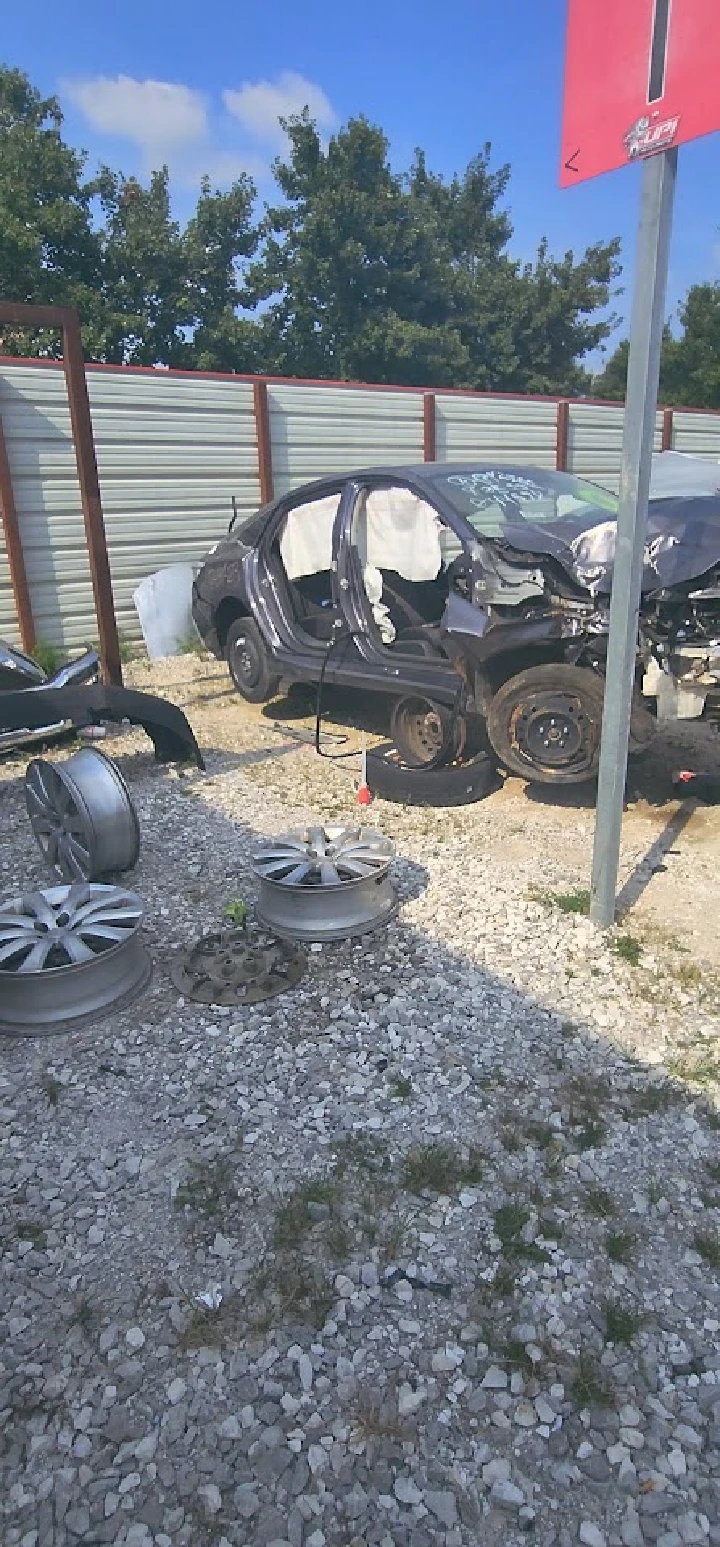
[1,656,719,1547]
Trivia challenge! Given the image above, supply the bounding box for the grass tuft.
[401,1142,483,1195]
[583,1185,616,1219]
[614,934,643,967]
[603,1299,646,1345]
[693,1231,720,1269]
[605,1230,636,1264]
[571,1348,614,1409]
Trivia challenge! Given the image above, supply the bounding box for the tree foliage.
[594,285,720,410]
[0,62,623,393]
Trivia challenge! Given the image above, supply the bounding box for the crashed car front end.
[433,472,720,735]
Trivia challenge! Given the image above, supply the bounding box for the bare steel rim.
[252,825,398,942]
[0,883,151,1036]
[25,749,140,882]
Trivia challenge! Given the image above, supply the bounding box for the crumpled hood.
[495,495,720,596]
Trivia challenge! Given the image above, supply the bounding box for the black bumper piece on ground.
[0,684,204,768]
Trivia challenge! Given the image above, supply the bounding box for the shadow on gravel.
[1,753,719,1547]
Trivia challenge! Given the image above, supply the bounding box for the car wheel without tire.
[225,618,280,704]
[390,695,466,768]
[486,664,605,785]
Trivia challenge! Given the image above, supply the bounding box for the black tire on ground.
[366,743,501,807]
[390,695,466,768]
[486,664,605,785]
[225,618,280,705]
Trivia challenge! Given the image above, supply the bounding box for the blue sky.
[5,0,720,364]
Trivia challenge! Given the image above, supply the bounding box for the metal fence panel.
[567,402,664,491]
[0,364,258,648]
[3,358,720,655]
[671,411,720,460]
[435,395,558,465]
[268,383,424,494]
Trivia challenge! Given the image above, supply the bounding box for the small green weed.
[603,1300,646,1345]
[41,1074,63,1107]
[174,1152,242,1222]
[71,1296,97,1333]
[18,1221,47,1250]
[390,1075,413,1101]
[576,1117,608,1152]
[531,888,591,916]
[493,1202,548,1263]
[693,1231,720,1269]
[178,631,206,657]
[605,1230,636,1264]
[571,1349,614,1409]
[503,1337,535,1377]
[31,640,62,676]
[614,935,643,967]
[401,1142,482,1195]
[583,1186,616,1219]
[667,1044,720,1089]
[273,1179,339,1249]
[524,1120,556,1150]
[490,1263,517,1298]
[223,899,249,929]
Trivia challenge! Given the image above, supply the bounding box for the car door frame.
[331,475,474,704]
[241,478,350,676]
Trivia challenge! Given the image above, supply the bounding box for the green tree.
[248,114,473,384]
[182,174,261,371]
[91,167,191,365]
[594,286,720,409]
[0,64,101,354]
[662,283,720,409]
[250,113,621,393]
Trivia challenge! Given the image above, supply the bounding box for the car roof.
[279,462,553,502]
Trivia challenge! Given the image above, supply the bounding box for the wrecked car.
[192,462,720,784]
[0,640,204,766]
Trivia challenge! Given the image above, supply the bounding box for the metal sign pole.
[590,147,678,928]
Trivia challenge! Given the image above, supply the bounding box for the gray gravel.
[1,661,719,1547]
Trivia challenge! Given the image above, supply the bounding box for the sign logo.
[624,112,680,161]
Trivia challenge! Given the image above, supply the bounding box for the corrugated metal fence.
[1,358,720,650]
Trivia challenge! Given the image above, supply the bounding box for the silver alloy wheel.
[252,825,397,942]
[25,749,140,881]
[0,884,151,1035]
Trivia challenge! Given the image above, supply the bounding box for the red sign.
[560,0,720,188]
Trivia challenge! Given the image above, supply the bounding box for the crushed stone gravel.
[1,655,719,1547]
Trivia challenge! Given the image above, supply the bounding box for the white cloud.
[61,75,208,158]
[61,70,338,196]
[223,71,337,148]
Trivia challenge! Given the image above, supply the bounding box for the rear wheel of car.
[486,664,605,785]
[390,695,466,768]
[225,618,280,704]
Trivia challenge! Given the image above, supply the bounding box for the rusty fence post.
[661,405,674,450]
[253,379,274,504]
[0,301,122,685]
[0,410,35,652]
[423,392,437,461]
[62,311,122,685]
[555,399,570,471]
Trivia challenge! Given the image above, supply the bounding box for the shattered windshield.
[433,467,618,538]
